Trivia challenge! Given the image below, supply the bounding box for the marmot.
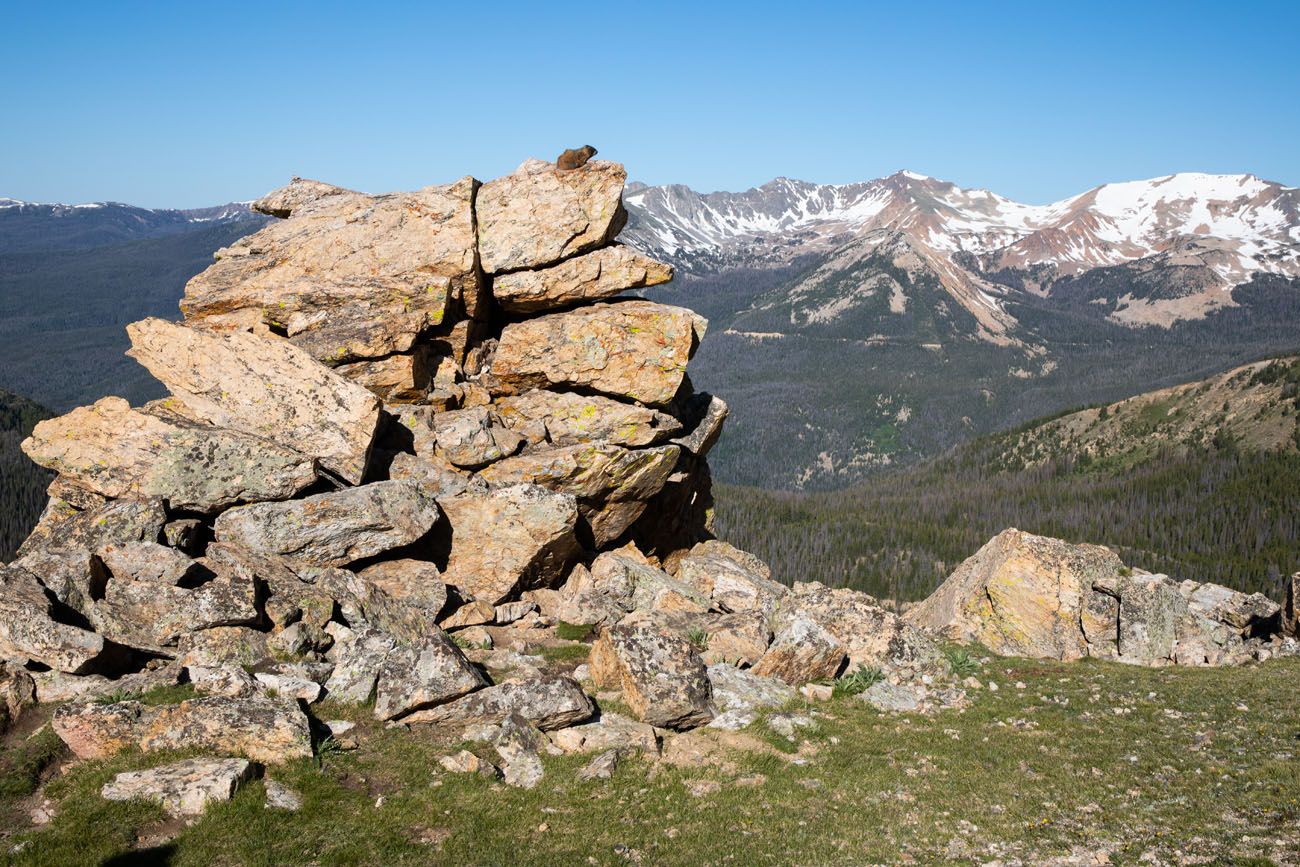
[556,145,597,170]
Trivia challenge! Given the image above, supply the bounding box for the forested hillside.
[0,218,265,411]
[0,389,52,561]
[715,358,1300,603]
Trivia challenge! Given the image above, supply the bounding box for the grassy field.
[1,655,1297,866]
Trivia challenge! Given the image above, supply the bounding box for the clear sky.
[2,0,1297,208]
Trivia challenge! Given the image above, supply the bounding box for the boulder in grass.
[102,758,259,817]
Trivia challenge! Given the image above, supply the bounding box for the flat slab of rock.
[55,697,312,764]
[707,664,796,715]
[439,484,580,605]
[98,541,204,586]
[478,442,680,547]
[859,681,926,713]
[550,711,660,755]
[140,697,313,764]
[373,632,487,720]
[1179,580,1280,634]
[102,758,257,817]
[17,496,164,561]
[491,246,671,313]
[494,389,681,449]
[126,318,381,484]
[670,393,729,457]
[489,300,706,408]
[335,351,432,403]
[476,158,626,274]
[215,481,440,568]
[589,621,713,730]
[22,397,317,511]
[183,177,481,353]
[751,617,845,686]
[402,676,593,730]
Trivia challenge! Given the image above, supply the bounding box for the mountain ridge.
[624,169,1300,335]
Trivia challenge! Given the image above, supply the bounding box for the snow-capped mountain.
[623,171,1300,334]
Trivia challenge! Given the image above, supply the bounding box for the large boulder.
[16,496,165,560]
[489,300,706,408]
[140,697,313,764]
[585,551,710,615]
[589,621,713,730]
[402,676,594,730]
[438,484,581,605]
[675,543,785,618]
[89,574,259,653]
[491,246,672,314]
[214,481,440,568]
[908,528,1275,667]
[182,177,482,352]
[1179,580,1280,636]
[372,633,487,721]
[751,617,845,686]
[478,442,680,546]
[476,158,626,274]
[776,582,943,674]
[0,565,105,673]
[126,318,381,484]
[21,397,318,512]
[493,390,681,449]
[906,528,1123,661]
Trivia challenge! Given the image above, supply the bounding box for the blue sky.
[2,0,1297,207]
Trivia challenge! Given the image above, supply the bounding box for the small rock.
[576,749,621,781]
[494,713,547,789]
[439,750,499,779]
[264,779,303,811]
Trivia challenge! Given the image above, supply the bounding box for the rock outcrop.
[9,152,974,777]
[908,528,1292,666]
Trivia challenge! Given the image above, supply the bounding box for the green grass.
[534,643,591,664]
[942,646,981,678]
[555,622,595,642]
[0,727,64,799]
[829,664,883,697]
[3,657,1299,865]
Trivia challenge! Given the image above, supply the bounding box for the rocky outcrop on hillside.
[4,155,958,809]
[907,528,1296,666]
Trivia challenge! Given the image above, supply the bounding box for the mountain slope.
[0,217,268,411]
[714,357,1300,602]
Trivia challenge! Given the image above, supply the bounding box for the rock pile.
[907,528,1297,666]
[3,154,951,806]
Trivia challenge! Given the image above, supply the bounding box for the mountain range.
[623,171,1300,334]
[624,171,1300,487]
